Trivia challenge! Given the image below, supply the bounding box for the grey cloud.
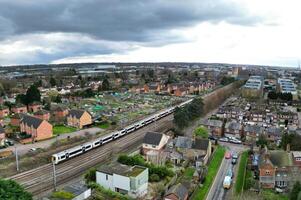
[0,0,260,43]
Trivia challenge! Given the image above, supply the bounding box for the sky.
[0,0,300,67]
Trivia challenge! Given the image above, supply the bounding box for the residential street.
[206,143,248,200]
[0,127,103,156]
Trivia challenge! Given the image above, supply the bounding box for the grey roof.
[21,115,43,128]
[143,132,163,146]
[225,121,241,130]
[201,119,223,128]
[98,163,146,177]
[192,139,209,150]
[244,125,264,133]
[267,127,282,136]
[34,109,49,115]
[0,126,4,133]
[166,183,188,200]
[175,136,192,149]
[64,182,89,196]
[67,109,87,119]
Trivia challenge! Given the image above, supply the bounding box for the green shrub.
[51,190,75,200]
[84,167,97,184]
[149,174,160,182]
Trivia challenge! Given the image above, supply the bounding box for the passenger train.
[51,98,193,164]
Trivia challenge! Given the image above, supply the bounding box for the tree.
[25,84,41,105]
[267,91,278,100]
[16,94,27,105]
[173,107,190,129]
[221,76,235,85]
[50,76,56,87]
[194,126,208,138]
[0,179,32,200]
[291,181,301,200]
[101,78,110,91]
[256,134,268,148]
[84,168,97,184]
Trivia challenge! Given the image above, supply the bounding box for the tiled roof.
[67,109,86,119]
[165,183,188,200]
[143,132,163,146]
[21,115,43,129]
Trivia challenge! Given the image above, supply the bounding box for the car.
[231,158,237,164]
[219,137,229,142]
[29,148,37,152]
[230,139,242,144]
[225,152,231,159]
[4,140,14,146]
[232,152,238,159]
[208,135,217,140]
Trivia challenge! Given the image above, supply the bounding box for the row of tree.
[173,97,204,129]
[0,179,32,200]
[268,91,293,101]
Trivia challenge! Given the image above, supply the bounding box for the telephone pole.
[52,161,57,191]
[15,146,19,172]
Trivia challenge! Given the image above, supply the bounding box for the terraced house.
[20,115,53,141]
[66,109,92,129]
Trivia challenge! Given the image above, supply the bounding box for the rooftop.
[98,163,146,177]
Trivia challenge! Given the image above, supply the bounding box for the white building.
[96,163,148,198]
[277,78,297,95]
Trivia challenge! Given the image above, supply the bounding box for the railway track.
[9,115,173,196]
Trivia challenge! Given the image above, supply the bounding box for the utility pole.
[15,146,19,172]
[52,161,57,191]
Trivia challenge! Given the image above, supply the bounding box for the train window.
[86,145,91,149]
[69,149,82,156]
[60,155,66,159]
[94,141,100,145]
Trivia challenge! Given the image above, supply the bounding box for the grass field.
[53,125,76,135]
[235,151,248,194]
[183,167,195,179]
[96,122,110,129]
[192,146,226,200]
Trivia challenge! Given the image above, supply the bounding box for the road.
[0,127,103,156]
[8,114,173,197]
[206,142,247,200]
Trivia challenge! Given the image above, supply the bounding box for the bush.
[84,168,97,184]
[149,174,160,182]
[194,126,208,138]
[51,190,75,200]
[89,182,132,200]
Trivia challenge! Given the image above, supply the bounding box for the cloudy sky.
[0,0,300,66]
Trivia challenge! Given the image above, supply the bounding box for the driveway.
[0,127,103,156]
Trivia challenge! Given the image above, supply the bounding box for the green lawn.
[53,125,77,135]
[183,167,195,179]
[235,151,248,194]
[193,146,226,200]
[96,122,110,129]
[261,189,289,200]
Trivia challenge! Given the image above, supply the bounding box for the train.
[51,98,193,164]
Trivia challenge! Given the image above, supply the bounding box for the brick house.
[174,87,187,97]
[53,106,69,122]
[200,119,223,137]
[20,115,53,141]
[66,109,92,129]
[11,104,27,114]
[0,106,9,118]
[164,183,188,200]
[34,110,50,121]
[28,102,42,113]
[259,154,276,189]
[224,121,242,139]
[10,113,26,127]
[244,124,264,141]
[291,151,301,166]
[266,127,282,143]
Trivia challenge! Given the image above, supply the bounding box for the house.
[0,106,9,118]
[10,113,25,127]
[174,136,211,166]
[291,151,301,166]
[200,119,223,137]
[224,121,242,139]
[66,109,92,129]
[266,127,282,142]
[174,87,187,97]
[0,125,5,141]
[275,167,289,190]
[142,132,169,154]
[28,102,42,113]
[34,110,50,121]
[96,163,148,198]
[259,154,276,189]
[11,104,27,114]
[62,181,91,200]
[244,125,264,141]
[53,106,69,122]
[20,115,53,141]
[164,183,189,200]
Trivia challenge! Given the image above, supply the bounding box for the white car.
[219,137,229,142]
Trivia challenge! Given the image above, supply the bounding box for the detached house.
[96,163,148,198]
[0,106,9,118]
[266,127,282,142]
[164,183,189,200]
[292,151,301,166]
[259,154,276,189]
[200,119,223,137]
[67,109,92,129]
[142,132,169,164]
[244,125,264,141]
[20,115,53,141]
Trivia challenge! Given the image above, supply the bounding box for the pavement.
[0,127,103,156]
[206,142,248,200]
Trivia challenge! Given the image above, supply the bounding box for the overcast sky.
[0,0,300,66]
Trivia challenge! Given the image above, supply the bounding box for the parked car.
[4,139,14,146]
[232,157,237,164]
[208,135,217,140]
[219,137,229,142]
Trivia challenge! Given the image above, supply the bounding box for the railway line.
[9,114,173,196]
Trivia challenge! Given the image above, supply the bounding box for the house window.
[265,170,270,175]
[106,174,108,180]
[152,145,156,148]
